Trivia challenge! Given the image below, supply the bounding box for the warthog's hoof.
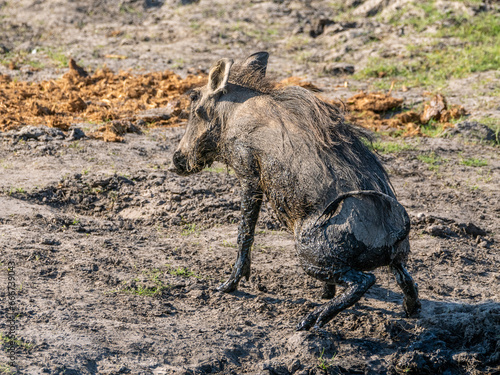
[217,279,238,293]
[296,308,325,331]
[296,317,314,331]
[404,298,421,317]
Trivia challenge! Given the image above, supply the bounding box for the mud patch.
[1,124,499,375]
[8,167,281,230]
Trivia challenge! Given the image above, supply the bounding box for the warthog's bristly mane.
[228,63,277,94]
[227,61,392,196]
[228,61,361,149]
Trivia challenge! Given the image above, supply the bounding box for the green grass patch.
[245,27,279,43]
[27,59,45,69]
[121,269,171,297]
[181,223,198,236]
[171,58,185,69]
[221,240,237,248]
[460,157,488,167]
[119,4,143,16]
[45,49,69,68]
[204,164,233,174]
[0,333,33,351]
[478,117,500,144]
[0,363,16,375]
[420,121,449,138]
[0,50,44,70]
[0,51,19,67]
[168,266,199,278]
[10,187,26,194]
[357,9,500,89]
[436,12,500,44]
[317,348,337,372]
[189,21,202,31]
[417,152,447,172]
[124,282,169,297]
[385,1,448,32]
[284,35,310,52]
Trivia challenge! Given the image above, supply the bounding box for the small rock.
[67,128,86,141]
[40,238,60,246]
[14,41,34,53]
[17,126,45,139]
[323,63,355,76]
[479,240,490,248]
[115,366,131,374]
[309,18,335,38]
[426,225,455,238]
[38,135,53,142]
[341,21,358,29]
[186,289,207,300]
[288,359,301,374]
[353,0,391,17]
[346,0,364,7]
[136,107,172,122]
[458,222,487,238]
[261,361,290,375]
[444,121,498,143]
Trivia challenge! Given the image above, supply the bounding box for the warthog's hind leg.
[390,263,421,317]
[321,283,336,299]
[297,269,375,331]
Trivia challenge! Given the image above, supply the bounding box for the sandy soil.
[0,1,499,374]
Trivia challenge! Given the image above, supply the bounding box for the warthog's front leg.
[218,181,263,293]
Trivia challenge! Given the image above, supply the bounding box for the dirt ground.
[1,1,499,374]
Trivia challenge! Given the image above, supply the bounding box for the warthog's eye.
[189,91,199,102]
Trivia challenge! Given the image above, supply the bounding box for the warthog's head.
[171,52,269,175]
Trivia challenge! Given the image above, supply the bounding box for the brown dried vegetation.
[1,64,467,141]
[340,92,467,136]
[0,61,206,141]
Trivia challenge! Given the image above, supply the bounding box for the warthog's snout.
[171,150,189,175]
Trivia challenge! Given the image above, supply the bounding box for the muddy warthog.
[171,52,420,330]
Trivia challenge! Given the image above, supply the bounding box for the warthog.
[172,52,420,330]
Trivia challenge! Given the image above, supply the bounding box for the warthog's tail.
[314,190,411,245]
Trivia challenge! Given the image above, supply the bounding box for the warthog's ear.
[242,51,269,77]
[208,58,233,95]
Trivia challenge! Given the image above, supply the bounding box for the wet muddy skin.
[172,52,421,331]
